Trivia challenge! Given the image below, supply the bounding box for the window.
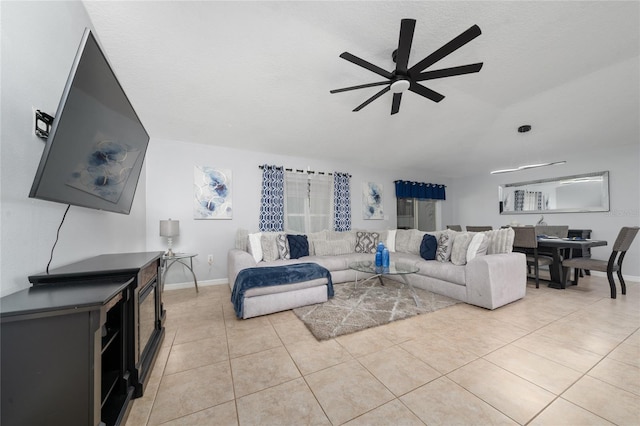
[396,198,440,231]
[284,172,333,233]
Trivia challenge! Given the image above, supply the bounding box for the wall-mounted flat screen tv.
[29,28,149,215]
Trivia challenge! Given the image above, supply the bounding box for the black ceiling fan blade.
[409,25,482,74]
[395,19,416,74]
[353,86,391,111]
[414,63,484,81]
[391,93,403,115]
[339,52,394,79]
[408,82,445,103]
[330,81,390,94]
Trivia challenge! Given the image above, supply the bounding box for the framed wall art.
[194,166,232,219]
[363,182,383,220]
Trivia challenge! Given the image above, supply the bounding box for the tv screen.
[29,28,149,215]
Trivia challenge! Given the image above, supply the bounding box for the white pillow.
[386,230,397,252]
[247,232,263,262]
[466,233,488,262]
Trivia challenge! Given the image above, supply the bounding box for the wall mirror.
[499,171,609,214]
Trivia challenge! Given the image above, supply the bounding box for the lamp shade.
[159,219,180,237]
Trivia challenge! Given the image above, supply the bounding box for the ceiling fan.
[330,19,483,115]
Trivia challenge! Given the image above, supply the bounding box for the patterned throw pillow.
[354,231,380,253]
[436,232,453,262]
[419,234,438,260]
[287,234,309,259]
[276,233,290,259]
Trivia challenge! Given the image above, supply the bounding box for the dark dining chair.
[446,225,462,231]
[512,226,553,288]
[562,226,639,299]
[466,226,493,232]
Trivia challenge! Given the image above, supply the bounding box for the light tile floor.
[126,275,640,425]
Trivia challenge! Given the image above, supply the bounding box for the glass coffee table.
[348,260,421,306]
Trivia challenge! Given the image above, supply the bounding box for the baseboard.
[163,278,228,291]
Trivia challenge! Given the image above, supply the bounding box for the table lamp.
[160,219,179,256]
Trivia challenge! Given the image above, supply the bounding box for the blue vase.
[382,248,390,268]
[375,251,382,267]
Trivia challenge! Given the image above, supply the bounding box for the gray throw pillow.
[485,228,515,254]
[451,232,474,265]
[261,233,280,262]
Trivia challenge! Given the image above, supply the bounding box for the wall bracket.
[35,110,54,140]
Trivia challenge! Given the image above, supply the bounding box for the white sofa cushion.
[314,239,352,256]
[415,259,466,286]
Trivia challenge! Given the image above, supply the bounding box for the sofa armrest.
[228,249,257,290]
[465,253,526,309]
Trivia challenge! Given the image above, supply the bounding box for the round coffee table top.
[348,260,419,275]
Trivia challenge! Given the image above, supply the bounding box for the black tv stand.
[1,252,164,426]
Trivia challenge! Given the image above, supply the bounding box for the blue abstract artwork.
[66,140,140,203]
[194,167,232,219]
[363,182,383,220]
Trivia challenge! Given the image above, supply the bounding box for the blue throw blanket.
[231,263,333,318]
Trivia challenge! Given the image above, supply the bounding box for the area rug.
[293,277,460,340]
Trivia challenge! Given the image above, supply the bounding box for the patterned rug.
[293,276,460,340]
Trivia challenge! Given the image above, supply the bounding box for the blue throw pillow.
[287,234,309,259]
[420,234,437,260]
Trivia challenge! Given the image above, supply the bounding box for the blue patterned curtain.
[394,180,446,200]
[259,165,284,231]
[333,172,351,231]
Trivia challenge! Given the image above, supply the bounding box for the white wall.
[145,138,452,285]
[449,144,640,278]
[0,1,148,297]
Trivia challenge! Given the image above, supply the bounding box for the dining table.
[536,237,608,289]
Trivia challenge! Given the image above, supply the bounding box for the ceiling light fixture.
[390,79,410,93]
[490,161,567,175]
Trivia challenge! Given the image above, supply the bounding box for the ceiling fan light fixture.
[490,161,567,175]
[390,79,410,93]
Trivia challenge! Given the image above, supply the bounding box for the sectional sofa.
[228,228,526,319]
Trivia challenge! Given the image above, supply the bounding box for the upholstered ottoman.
[231,263,333,319]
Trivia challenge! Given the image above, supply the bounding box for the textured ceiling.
[83,1,639,178]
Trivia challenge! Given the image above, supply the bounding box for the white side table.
[161,253,198,292]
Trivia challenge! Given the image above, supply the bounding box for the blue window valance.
[394,180,446,200]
